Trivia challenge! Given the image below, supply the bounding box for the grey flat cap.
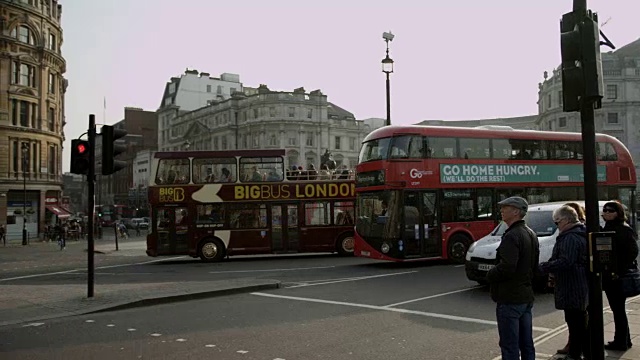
[498,196,528,211]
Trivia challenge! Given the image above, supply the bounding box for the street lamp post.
[382,31,395,127]
[21,143,28,246]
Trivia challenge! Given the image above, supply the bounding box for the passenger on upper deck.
[205,168,215,183]
[318,164,331,180]
[249,166,263,182]
[220,168,232,182]
[307,164,318,180]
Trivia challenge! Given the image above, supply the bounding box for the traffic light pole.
[87,114,96,298]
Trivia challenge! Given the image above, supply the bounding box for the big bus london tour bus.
[354,125,637,263]
[146,149,356,262]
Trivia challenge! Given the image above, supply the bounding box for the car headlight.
[467,241,477,254]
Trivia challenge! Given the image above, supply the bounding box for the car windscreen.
[523,210,557,236]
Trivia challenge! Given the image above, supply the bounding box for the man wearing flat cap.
[487,196,540,360]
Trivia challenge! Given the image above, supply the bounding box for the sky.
[60,0,640,171]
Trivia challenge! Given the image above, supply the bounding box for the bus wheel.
[199,238,225,262]
[448,234,471,264]
[336,234,355,256]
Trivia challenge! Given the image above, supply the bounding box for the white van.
[464,200,608,289]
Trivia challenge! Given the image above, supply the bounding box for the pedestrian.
[487,196,539,360]
[601,201,638,351]
[0,224,5,246]
[135,222,141,236]
[539,205,590,360]
[554,202,587,355]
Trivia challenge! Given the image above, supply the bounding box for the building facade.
[536,38,640,187]
[97,107,157,211]
[0,0,67,240]
[61,173,85,215]
[158,85,380,170]
[418,115,538,129]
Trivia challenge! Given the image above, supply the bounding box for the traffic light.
[70,139,91,175]
[101,125,127,175]
[560,10,603,112]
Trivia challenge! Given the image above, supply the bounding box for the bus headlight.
[381,242,390,254]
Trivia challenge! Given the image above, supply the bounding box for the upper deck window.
[239,156,284,182]
[156,159,190,184]
[459,138,490,159]
[359,138,391,163]
[389,135,424,159]
[193,157,237,183]
[426,137,457,158]
[596,142,618,161]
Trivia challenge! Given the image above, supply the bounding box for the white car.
[465,201,608,289]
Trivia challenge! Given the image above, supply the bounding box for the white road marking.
[85,320,95,323]
[22,322,45,327]
[205,344,216,348]
[0,256,186,282]
[150,333,162,337]
[237,350,249,354]
[253,292,551,331]
[285,271,418,288]
[209,266,335,274]
[106,324,115,327]
[127,328,136,332]
[176,338,187,342]
[383,286,484,307]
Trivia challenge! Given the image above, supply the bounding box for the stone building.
[536,37,640,186]
[158,84,380,170]
[0,0,67,240]
[418,115,538,129]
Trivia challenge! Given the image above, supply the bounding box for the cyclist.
[54,220,65,250]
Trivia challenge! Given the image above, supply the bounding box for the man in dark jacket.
[487,196,540,360]
[539,205,590,360]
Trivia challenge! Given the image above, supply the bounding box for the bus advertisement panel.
[354,125,637,263]
[146,149,356,262]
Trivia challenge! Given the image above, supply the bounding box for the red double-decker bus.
[146,149,356,262]
[354,125,637,262]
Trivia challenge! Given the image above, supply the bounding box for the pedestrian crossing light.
[70,139,91,175]
[101,125,127,175]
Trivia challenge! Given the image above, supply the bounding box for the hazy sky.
[60,0,640,171]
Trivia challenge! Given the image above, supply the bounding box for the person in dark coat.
[487,196,540,360]
[601,201,639,351]
[539,205,590,360]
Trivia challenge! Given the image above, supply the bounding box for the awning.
[46,205,72,218]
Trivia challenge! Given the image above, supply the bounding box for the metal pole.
[87,114,96,298]
[386,73,391,126]
[22,147,27,246]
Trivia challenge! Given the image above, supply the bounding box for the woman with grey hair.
[539,205,590,360]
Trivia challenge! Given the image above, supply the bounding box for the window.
[31,103,37,128]
[307,109,313,119]
[11,26,35,45]
[20,101,28,127]
[206,85,212,93]
[48,33,57,51]
[48,145,56,176]
[196,204,225,227]
[459,138,490,159]
[390,135,423,159]
[239,156,284,183]
[426,137,457,158]
[607,113,619,124]
[558,117,567,127]
[48,73,56,94]
[269,107,276,117]
[48,108,55,131]
[558,91,563,106]
[229,204,267,229]
[335,136,341,150]
[288,132,297,146]
[155,158,190,184]
[230,87,236,94]
[596,142,618,161]
[547,94,552,108]
[213,136,219,150]
[304,202,330,226]
[334,201,354,225]
[32,142,38,174]
[359,138,391,162]
[12,62,36,87]
[288,107,295,117]
[606,84,618,99]
[269,134,278,146]
[21,142,30,173]
[192,157,236,184]
[221,136,227,150]
[252,134,260,148]
[217,85,223,94]
[349,137,356,151]
[306,132,314,147]
[12,141,18,175]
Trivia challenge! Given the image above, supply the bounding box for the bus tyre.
[199,238,225,262]
[448,234,471,264]
[336,233,355,256]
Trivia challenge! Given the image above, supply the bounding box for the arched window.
[11,25,36,45]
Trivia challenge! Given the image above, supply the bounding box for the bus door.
[155,206,189,254]
[270,204,299,253]
[402,191,440,258]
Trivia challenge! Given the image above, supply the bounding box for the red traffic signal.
[71,139,91,175]
[77,143,87,154]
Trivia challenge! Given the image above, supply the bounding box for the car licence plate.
[478,263,495,271]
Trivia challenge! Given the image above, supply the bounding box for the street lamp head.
[183,140,191,150]
[21,142,29,152]
[382,55,394,74]
[382,31,395,42]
